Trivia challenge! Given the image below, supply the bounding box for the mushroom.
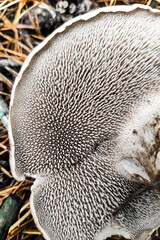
[9,4,160,240]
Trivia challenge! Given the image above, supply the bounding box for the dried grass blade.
[0,72,12,88]
[0,0,20,11]
[0,166,12,178]
[23,229,41,235]
[13,0,25,25]
[14,2,39,25]
[20,201,30,214]
[7,219,33,240]
[0,91,11,97]
[8,209,31,233]
[0,0,8,8]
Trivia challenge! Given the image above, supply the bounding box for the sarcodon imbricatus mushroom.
[9,4,160,240]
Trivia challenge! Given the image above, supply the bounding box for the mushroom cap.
[9,4,160,240]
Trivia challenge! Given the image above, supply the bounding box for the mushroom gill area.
[9,5,160,240]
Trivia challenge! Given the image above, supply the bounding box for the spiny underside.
[11,8,160,175]
[10,7,160,240]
